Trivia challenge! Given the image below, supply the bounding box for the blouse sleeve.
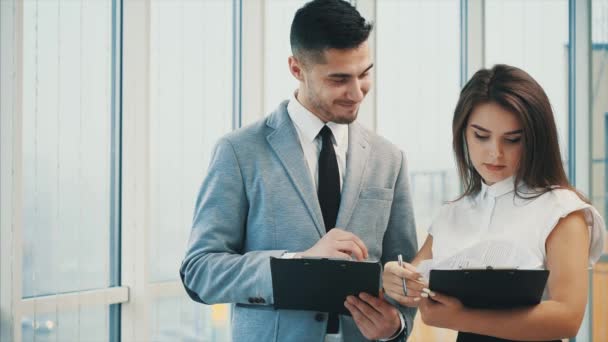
[427,203,452,237]
[540,189,606,265]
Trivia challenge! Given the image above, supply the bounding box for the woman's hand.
[418,291,466,330]
[382,261,428,307]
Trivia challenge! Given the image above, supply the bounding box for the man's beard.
[309,92,358,124]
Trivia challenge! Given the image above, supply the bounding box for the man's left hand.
[344,292,401,340]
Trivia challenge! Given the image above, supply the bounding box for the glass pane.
[485,0,569,166]
[263,0,309,114]
[591,0,608,340]
[375,1,460,340]
[591,0,608,244]
[21,306,109,342]
[22,0,112,297]
[376,0,461,243]
[148,296,230,342]
[148,0,233,283]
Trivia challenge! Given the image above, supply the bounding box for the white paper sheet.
[416,240,543,280]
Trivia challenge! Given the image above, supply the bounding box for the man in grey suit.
[180,0,418,341]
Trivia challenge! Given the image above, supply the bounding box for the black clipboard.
[429,269,549,309]
[270,257,381,315]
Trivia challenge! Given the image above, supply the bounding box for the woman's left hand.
[418,291,466,330]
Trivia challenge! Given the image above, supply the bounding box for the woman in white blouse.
[383,64,606,341]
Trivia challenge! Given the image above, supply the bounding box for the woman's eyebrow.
[503,129,523,135]
[471,124,490,132]
[471,124,522,135]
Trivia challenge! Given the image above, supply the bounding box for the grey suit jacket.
[180,101,418,341]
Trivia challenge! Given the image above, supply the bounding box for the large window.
[263,0,308,115]
[485,0,569,165]
[376,0,461,263]
[375,1,461,340]
[146,0,233,340]
[591,1,608,340]
[22,0,112,299]
[19,1,117,341]
[21,307,108,342]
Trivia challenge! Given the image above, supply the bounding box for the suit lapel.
[336,123,370,229]
[266,109,325,237]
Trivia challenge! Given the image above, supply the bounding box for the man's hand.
[296,228,368,260]
[344,292,402,340]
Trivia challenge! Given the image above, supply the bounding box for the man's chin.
[331,108,359,124]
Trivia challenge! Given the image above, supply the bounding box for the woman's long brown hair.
[452,64,587,202]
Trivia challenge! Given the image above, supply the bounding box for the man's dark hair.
[290,0,373,65]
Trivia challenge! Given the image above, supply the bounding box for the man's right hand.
[295,228,368,261]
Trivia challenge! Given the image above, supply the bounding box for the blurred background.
[1,0,607,341]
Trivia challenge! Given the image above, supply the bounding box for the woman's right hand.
[382,261,429,307]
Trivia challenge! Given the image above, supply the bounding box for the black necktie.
[318,125,341,334]
[318,125,340,232]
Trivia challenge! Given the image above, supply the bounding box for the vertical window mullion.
[110,0,124,341]
[232,0,242,130]
[569,0,593,340]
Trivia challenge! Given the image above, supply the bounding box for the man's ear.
[288,56,305,81]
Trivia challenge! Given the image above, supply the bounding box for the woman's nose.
[488,141,503,159]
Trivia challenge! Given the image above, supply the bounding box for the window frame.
[0,0,128,341]
[120,0,239,340]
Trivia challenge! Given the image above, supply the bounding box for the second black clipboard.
[429,269,549,309]
[270,257,381,315]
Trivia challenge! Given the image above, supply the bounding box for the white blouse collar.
[479,175,516,200]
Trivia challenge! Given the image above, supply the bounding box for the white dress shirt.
[287,92,348,192]
[286,93,405,341]
[429,176,606,282]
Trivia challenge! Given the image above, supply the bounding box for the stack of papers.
[417,240,543,280]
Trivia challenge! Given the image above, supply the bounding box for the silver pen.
[397,254,408,295]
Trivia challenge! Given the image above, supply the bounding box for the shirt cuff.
[281,252,298,259]
[378,312,406,341]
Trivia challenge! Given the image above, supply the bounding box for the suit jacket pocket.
[352,188,394,260]
[359,187,394,201]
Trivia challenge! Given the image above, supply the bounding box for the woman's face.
[465,102,524,185]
